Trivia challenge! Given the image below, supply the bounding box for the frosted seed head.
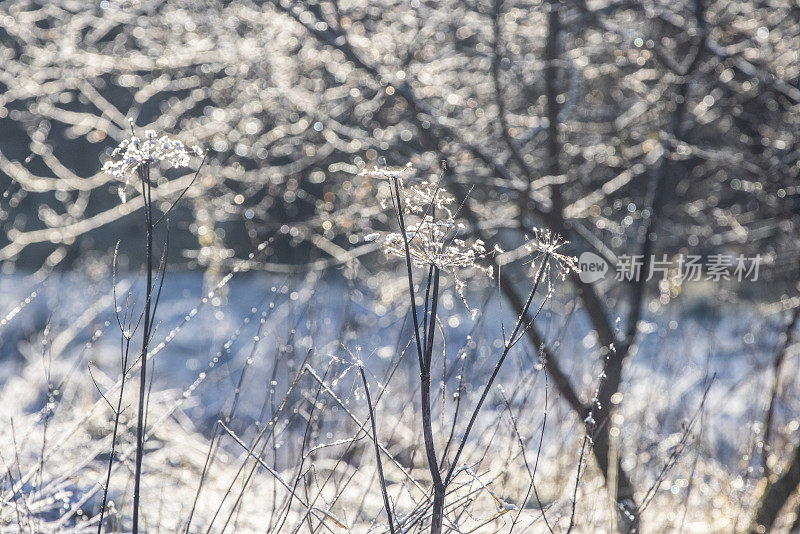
[366,162,493,316]
[525,228,579,283]
[102,121,203,182]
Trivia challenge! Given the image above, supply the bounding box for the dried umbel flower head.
[361,163,455,217]
[359,162,413,182]
[103,121,204,182]
[363,163,493,316]
[525,228,579,283]
[379,217,491,277]
[395,181,456,217]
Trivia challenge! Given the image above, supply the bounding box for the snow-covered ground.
[0,269,794,532]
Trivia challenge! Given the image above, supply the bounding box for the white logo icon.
[578,251,609,283]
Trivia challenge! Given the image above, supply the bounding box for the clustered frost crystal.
[103,126,204,182]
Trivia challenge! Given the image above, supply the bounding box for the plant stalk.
[132,164,154,534]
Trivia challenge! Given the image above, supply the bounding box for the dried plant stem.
[132,163,154,534]
[421,266,445,534]
[762,304,800,474]
[444,253,550,487]
[391,176,445,533]
[95,354,128,533]
[96,246,125,533]
[358,367,396,534]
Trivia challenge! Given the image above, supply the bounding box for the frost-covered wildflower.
[394,181,456,217]
[361,163,455,217]
[364,163,492,316]
[359,162,413,182]
[524,228,579,282]
[103,125,204,182]
[381,216,489,276]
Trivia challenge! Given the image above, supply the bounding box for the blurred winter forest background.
[1,0,800,532]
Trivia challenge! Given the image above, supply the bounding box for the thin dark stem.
[132,163,154,534]
[391,177,425,371]
[358,367,396,534]
[567,419,594,534]
[391,175,445,533]
[763,305,800,474]
[95,338,130,534]
[153,154,206,228]
[420,266,444,534]
[635,376,715,519]
[424,268,440,368]
[507,350,553,534]
[143,231,169,437]
[440,351,467,471]
[444,253,549,486]
[96,248,132,534]
[422,264,434,356]
[439,292,491,471]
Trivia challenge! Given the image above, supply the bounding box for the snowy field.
[1,269,794,532]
